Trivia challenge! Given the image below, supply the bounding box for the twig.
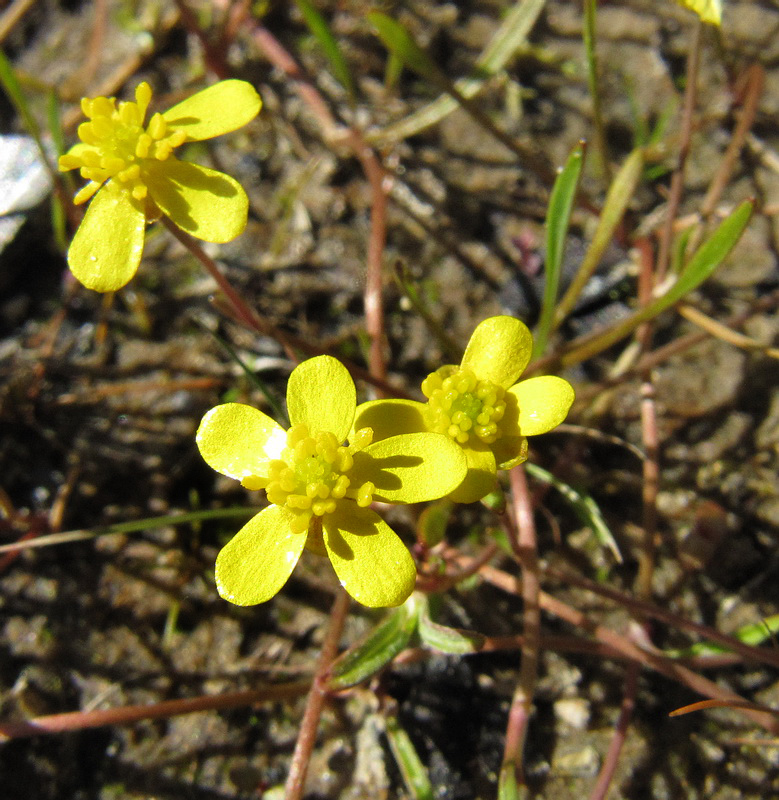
[0,683,310,740]
[589,664,638,800]
[284,586,351,800]
[250,24,390,385]
[476,562,779,734]
[500,466,541,791]
[655,18,702,282]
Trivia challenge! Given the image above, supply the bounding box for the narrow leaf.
[554,147,645,326]
[370,0,546,145]
[294,0,355,102]
[417,595,485,654]
[525,462,622,562]
[367,13,444,85]
[666,614,779,659]
[533,141,586,358]
[329,601,418,689]
[560,200,754,367]
[386,715,434,800]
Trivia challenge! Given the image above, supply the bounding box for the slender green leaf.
[46,88,68,251]
[533,141,586,358]
[666,614,779,658]
[0,507,258,554]
[560,200,753,368]
[370,0,547,145]
[367,13,443,85]
[294,0,355,103]
[524,462,622,562]
[386,715,434,800]
[554,147,645,327]
[0,47,41,141]
[196,319,287,425]
[417,595,485,654]
[329,600,419,689]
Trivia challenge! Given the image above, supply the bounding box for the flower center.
[421,366,506,445]
[265,423,375,535]
[58,82,188,205]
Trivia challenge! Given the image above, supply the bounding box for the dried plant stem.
[0,0,36,44]
[655,18,701,282]
[0,683,310,740]
[570,287,779,404]
[590,242,660,798]
[284,586,351,800]
[476,562,779,734]
[251,24,389,384]
[589,664,638,800]
[543,565,779,671]
[500,465,541,790]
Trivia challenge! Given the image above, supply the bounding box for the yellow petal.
[144,159,248,243]
[493,435,529,471]
[196,403,286,481]
[508,376,575,436]
[448,443,497,504]
[215,505,306,605]
[323,505,416,607]
[461,316,533,389]
[353,432,467,503]
[287,356,355,442]
[67,180,146,292]
[162,80,262,141]
[677,0,721,25]
[352,398,427,440]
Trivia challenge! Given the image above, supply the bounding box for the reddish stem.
[0,683,310,740]
[500,466,541,789]
[284,587,351,799]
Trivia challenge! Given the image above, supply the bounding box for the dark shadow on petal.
[145,161,238,233]
[354,400,426,440]
[325,511,381,560]
[165,115,199,127]
[353,452,423,493]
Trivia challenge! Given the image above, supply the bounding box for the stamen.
[423,366,507,446]
[262,424,378,533]
[59,82,189,202]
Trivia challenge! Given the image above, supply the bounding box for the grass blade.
[524,462,622,562]
[554,147,645,327]
[559,200,753,368]
[294,0,355,103]
[533,141,586,358]
[386,715,434,800]
[370,0,547,145]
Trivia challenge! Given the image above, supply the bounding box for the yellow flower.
[353,316,575,504]
[58,80,261,292]
[196,356,467,608]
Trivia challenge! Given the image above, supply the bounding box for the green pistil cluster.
[58,82,187,205]
[265,423,375,534]
[421,366,506,445]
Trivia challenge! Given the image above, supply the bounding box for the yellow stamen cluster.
[58,82,188,205]
[265,423,375,534]
[421,366,507,445]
